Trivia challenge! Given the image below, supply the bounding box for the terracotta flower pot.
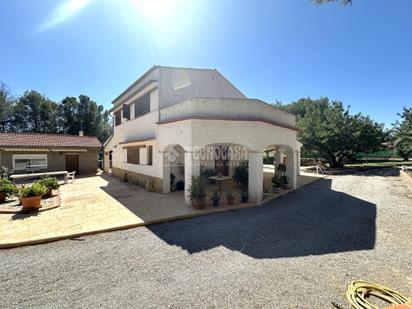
[0,192,6,204]
[192,197,206,209]
[21,196,42,210]
[43,189,53,198]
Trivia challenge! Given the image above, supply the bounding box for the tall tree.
[0,83,14,131]
[392,107,412,161]
[60,96,80,135]
[281,98,386,167]
[12,90,58,133]
[60,95,112,142]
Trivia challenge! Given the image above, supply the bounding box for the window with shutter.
[127,147,140,164]
[134,92,151,118]
[114,110,122,126]
[123,104,130,120]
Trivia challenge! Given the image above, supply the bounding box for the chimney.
[79,130,84,136]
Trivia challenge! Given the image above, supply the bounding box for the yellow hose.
[346,280,411,309]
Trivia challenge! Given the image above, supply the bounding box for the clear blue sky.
[1,0,411,127]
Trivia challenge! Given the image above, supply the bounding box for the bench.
[10,171,74,184]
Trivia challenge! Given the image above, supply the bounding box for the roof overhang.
[110,80,158,113]
[0,148,88,152]
[156,117,297,131]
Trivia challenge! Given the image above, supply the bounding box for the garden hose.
[346,280,412,309]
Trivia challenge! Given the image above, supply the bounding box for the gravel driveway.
[1,168,411,308]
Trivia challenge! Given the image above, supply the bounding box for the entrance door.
[214,146,229,176]
[66,154,79,174]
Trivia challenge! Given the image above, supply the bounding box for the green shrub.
[210,190,220,201]
[271,176,282,188]
[189,176,206,200]
[0,179,17,195]
[277,164,286,172]
[200,166,217,184]
[19,183,48,198]
[36,177,60,190]
[200,166,217,179]
[233,163,248,189]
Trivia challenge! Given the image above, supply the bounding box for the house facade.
[0,132,101,175]
[104,66,301,204]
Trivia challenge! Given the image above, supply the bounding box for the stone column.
[184,149,200,205]
[296,150,301,176]
[162,150,171,193]
[285,150,297,189]
[103,152,110,172]
[248,151,263,203]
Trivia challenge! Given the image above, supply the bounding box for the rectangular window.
[13,154,47,171]
[122,104,130,120]
[114,110,122,126]
[127,147,140,164]
[147,145,153,166]
[134,92,151,118]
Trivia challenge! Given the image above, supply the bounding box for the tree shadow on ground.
[147,177,376,259]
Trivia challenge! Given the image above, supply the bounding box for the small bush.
[189,176,206,200]
[19,183,48,198]
[36,177,60,190]
[0,179,17,195]
[233,163,248,189]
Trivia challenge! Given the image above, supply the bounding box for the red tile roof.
[0,132,101,148]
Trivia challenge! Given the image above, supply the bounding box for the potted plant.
[240,190,248,203]
[19,183,48,210]
[189,176,206,209]
[210,190,221,207]
[200,167,217,184]
[0,179,17,204]
[280,175,292,189]
[277,163,286,174]
[36,177,59,198]
[233,163,248,189]
[226,191,235,205]
[271,176,281,193]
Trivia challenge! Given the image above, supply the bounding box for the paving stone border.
[0,193,60,214]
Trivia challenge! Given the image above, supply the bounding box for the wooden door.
[214,146,229,176]
[66,154,79,174]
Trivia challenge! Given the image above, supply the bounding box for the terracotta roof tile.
[0,132,101,148]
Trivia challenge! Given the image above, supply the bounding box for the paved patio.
[0,171,324,249]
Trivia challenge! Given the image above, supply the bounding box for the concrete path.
[0,171,324,248]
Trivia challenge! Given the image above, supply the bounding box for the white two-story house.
[104,66,301,204]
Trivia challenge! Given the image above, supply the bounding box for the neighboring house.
[0,132,101,175]
[104,65,301,204]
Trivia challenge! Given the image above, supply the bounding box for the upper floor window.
[123,104,130,120]
[114,110,122,126]
[134,92,151,118]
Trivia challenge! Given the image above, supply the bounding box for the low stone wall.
[111,167,163,193]
[400,170,412,192]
